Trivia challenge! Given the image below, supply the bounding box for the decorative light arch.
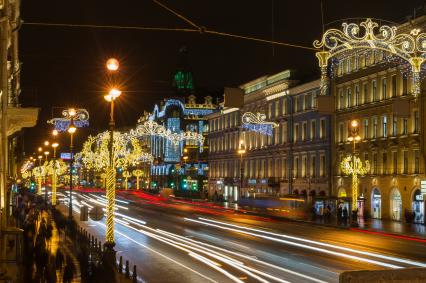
[313,18,426,97]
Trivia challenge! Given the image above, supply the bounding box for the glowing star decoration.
[77,131,153,172]
[313,18,426,97]
[130,120,204,145]
[47,108,90,132]
[132,169,143,190]
[341,155,370,211]
[241,112,278,136]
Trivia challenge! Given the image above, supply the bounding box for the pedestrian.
[47,255,57,283]
[56,249,64,271]
[337,204,343,225]
[342,206,348,226]
[63,256,74,283]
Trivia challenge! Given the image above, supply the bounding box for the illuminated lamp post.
[104,87,121,252]
[67,108,77,219]
[44,151,50,202]
[133,169,143,190]
[237,140,246,201]
[341,119,369,227]
[51,142,59,206]
[37,155,43,195]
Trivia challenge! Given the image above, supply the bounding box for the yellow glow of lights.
[68,108,76,117]
[44,151,50,156]
[52,142,59,148]
[351,120,359,128]
[52,129,58,136]
[238,148,246,155]
[44,141,50,146]
[104,88,122,102]
[38,147,42,152]
[106,58,119,71]
[68,125,77,134]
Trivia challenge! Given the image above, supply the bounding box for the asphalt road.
[55,190,426,283]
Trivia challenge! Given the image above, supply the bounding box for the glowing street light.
[237,140,246,200]
[106,58,119,71]
[52,129,58,136]
[67,109,77,220]
[51,142,59,205]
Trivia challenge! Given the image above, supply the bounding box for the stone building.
[207,70,331,202]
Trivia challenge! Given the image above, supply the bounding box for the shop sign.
[415,194,423,201]
[373,194,381,198]
[248,179,256,185]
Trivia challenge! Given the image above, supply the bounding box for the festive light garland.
[314,18,426,97]
[130,120,205,145]
[132,169,144,190]
[77,131,153,172]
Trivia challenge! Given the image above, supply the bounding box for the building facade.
[208,70,331,202]
[331,24,425,223]
[146,95,218,193]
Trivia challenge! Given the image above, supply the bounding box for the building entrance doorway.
[390,188,402,221]
[371,188,381,219]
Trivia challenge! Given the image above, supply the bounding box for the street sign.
[89,206,104,221]
[60,152,72,160]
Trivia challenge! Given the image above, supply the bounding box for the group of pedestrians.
[16,191,75,282]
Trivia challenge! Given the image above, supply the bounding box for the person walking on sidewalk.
[342,206,349,226]
[63,255,74,283]
[56,248,64,272]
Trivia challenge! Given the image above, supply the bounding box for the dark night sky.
[19,0,425,155]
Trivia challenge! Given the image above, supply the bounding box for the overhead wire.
[22,0,317,52]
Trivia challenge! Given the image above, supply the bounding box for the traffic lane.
[122,203,393,275]
[120,197,426,264]
[122,201,426,270]
[64,206,233,283]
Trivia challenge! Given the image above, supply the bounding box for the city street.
[57,190,426,283]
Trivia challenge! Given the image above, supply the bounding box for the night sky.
[19,0,425,155]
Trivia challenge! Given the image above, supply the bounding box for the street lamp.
[106,58,119,72]
[51,142,59,206]
[67,109,77,220]
[43,151,50,202]
[37,155,43,195]
[104,86,122,251]
[237,140,246,200]
[44,141,50,146]
[347,119,362,226]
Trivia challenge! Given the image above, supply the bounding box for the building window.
[402,74,408,95]
[363,83,369,104]
[346,58,351,73]
[373,152,378,174]
[392,116,398,136]
[302,122,307,141]
[282,98,287,115]
[347,88,352,107]
[364,152,369,164]
[364,119,369,139]
[302,156,307,177]
[382,78,387,100]
[355,84,360,106]
[294,124,299,143]
[414,150,420,174]
[312,91,318,108]
[403,118,408,135]
[319,119,325,139]
[392,151,398,174]
[360,54,365,68]
[382,152,387,175]
[339,89,344,109]
[294,157,299,178]
[311,155,316,177]
[311,120,316,140]
[403,150,408,174]
[268,103,273,119]
[339,123,344,143]
[373,117,378,138]
[391,75,397,97]
[382,115,387,137]
[372,80,377,101]
[414,110,419,133]
[320,155,326,177]
[275,100,280,117]
[305,94,312,110]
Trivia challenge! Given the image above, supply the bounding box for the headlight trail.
[184,218,402,269]
[196,217,426,268]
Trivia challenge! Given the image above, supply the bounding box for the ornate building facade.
[207,70,331,202]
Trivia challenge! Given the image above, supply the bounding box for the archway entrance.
[371,188,381,219]
[412,189,424,224]
[390,188,402,221]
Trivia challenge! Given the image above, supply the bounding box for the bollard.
[125,260,130,278]
[132,265,137,283]
[118,256,123,273]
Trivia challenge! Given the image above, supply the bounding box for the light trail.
[197,217,426,268]
[184,218,402,269]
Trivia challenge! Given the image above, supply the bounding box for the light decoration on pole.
[32,165,46,195]
[47,108,90,132]
[46,158,67,205]
[122,171,132,190]
[241,112,278,136]
[341,156,370,211]
[77,131,150,172]
[313,18,426,97]
[132,169,143,190]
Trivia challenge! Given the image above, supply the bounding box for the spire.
[173,46,194,95]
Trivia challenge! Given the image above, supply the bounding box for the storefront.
[412,189,424,224]
[390,188,402,221]
[371,188,381,219]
